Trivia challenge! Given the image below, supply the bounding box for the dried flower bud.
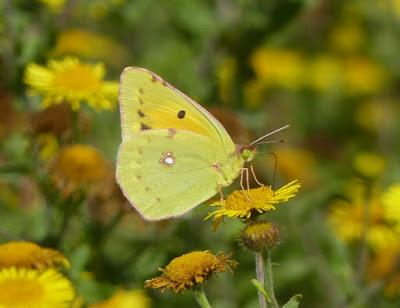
[240,221,281,252]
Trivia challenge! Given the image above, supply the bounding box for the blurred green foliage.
[1,0,400,307]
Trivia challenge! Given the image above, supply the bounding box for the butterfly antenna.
[254,139,286,145]
[250,124,290,146]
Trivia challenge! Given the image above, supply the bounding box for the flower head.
[250,48,305,90]
[51,29,127,67]
[0,241,69,270]
[89,289,151,308]
[240,221,281,252]
[24,57,118,110]
[145,251,237,293]
[0,267,74,308]
[206,180,300,223]
[328,181,400,251]
[50,144,110,195]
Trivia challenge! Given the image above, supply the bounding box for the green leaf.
[282,294,302,308]
[250,278,271,302]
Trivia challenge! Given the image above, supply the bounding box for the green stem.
[265,250,279,308]
[255,252,267,308]
[193,287,212,308]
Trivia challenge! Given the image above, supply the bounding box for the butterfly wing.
[116,129,241,220]
[119,67,235,153]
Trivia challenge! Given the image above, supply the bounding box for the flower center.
[54,65,101,92]
[0,278,43,306]
[164,251,219,282]
[225,186,275,210]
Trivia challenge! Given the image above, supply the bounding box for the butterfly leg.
[250,165,264,187]
[218,185,224,202]
[240,168,253,201]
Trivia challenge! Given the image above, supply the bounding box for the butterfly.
[116,67,287,220]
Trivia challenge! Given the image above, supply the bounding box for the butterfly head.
[237,145,257,162]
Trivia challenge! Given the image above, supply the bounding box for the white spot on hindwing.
[160,151,175,167]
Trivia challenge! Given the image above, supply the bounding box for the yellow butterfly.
[116,67,287,220]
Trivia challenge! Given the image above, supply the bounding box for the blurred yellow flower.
[307,55,342,92]
[38,0,65,12]
[0,241,69,270]
[328,181,400,251]
[382,183,400,230]
[0,267,74,308]
[24,57,118,111]
[51,29,127,67]
[368,243,400,296]
[330,22,365,53]
[353,152,386,179]
[272,147,317,189]
[216,56,237,104]
[50,144,110,194]
[145,251,237,293]
[250,48,305,90]
[342,57,388,96]
[89,290,151,308]
[206,180,300,224]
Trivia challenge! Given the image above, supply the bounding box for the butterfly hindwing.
[116,129,223,220]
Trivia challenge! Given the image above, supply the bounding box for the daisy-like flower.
[51,29,127,67]
[89,290,151,308]
[24,57,118,111]
[206,180,300,223]
[145,251,237,293]
[50,144,110,195]
[328,181,400,251]
[0,241,69,270]
[0,267,74,308]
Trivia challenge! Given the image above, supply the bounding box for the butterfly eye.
[177,110,186,119]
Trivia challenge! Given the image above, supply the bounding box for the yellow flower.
[0,267,74,308]
[367,242,400,296]
[24,57,118,111]
[89,290,151,308]
[328,181,400,251]
[382,183,400,231]
[206,180,300,222]
[353,152,386,179]
[0,241,69,270]
[145,251,237,293]
[250,48,305,90]
[51,29,127,67]
[50,144,110,195]
[342,57,388,96]
[38,0,65,12]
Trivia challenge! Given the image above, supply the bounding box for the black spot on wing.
[177,110,186,119]
[141,123,151,130]
[138,110,145,117]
